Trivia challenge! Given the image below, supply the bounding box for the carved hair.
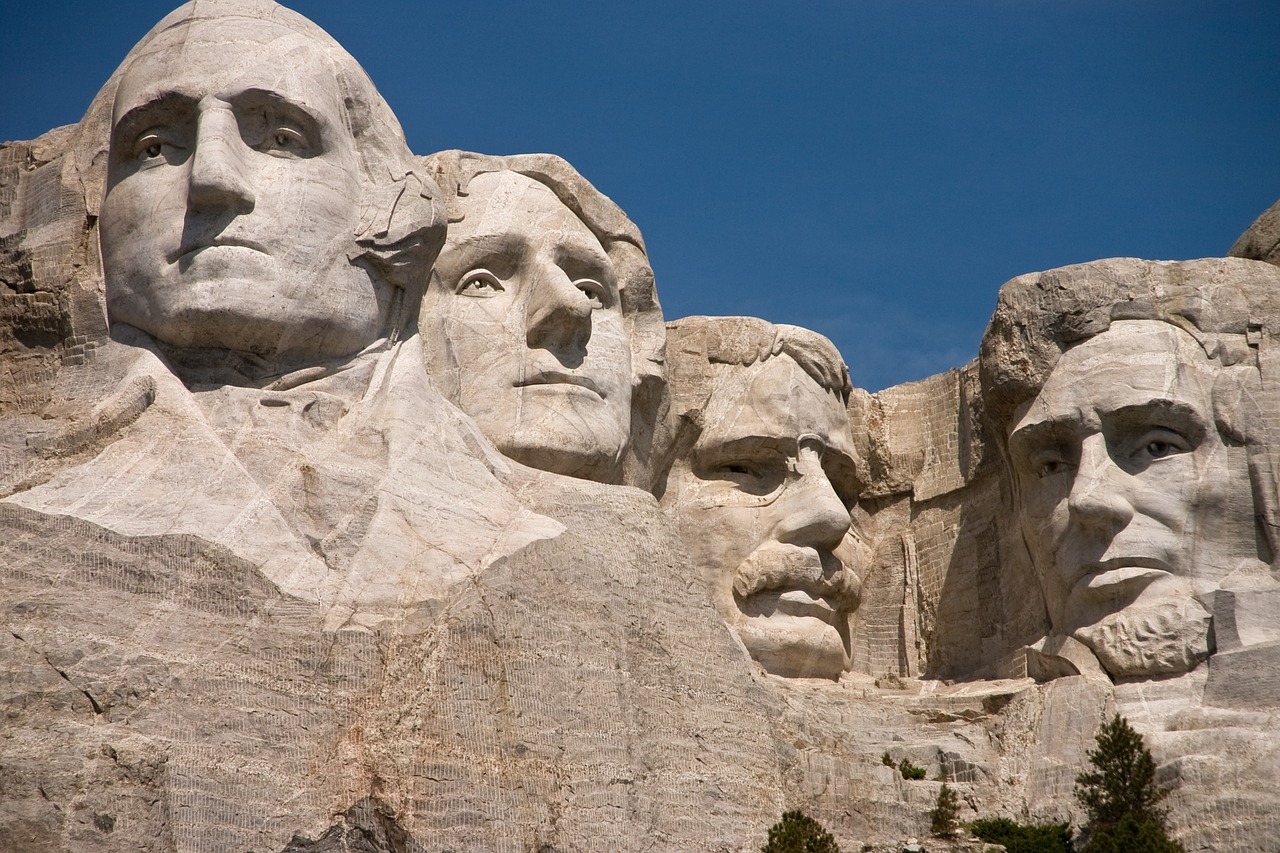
[77,0,446,336]
[979,256,1280,564]
[650,315,854,499]
[665,315,852,409]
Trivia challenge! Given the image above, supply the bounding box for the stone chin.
[497,426,625,483]
[501,442,621,483]
[1073,596,1213,679]
[733,609,851,680]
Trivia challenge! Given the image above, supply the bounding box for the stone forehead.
[1017,320,1217,430]
[111,19,351,125]
[455,171,598,242]
[978,257,1280,438]
[665,316,850,416]
[146,0,341,48]
[119,6,355,98]
[109,0,406,143]
[697,355,850,443]
[1054,319,1213,374]
[423,151,647,253]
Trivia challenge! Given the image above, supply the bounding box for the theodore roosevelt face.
[421,171,633,482]
[662,354,863,680]
[100,17,391,367]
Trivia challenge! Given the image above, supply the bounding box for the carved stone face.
[1008,320,1262,676]
[662,355,862,679]
[422,170,633,482]
[100,18,388,365]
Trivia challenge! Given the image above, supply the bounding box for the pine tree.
[969,816,1074,853]
[762,810,842,853]
[1074,714,1182,853]
[930,783,960,837]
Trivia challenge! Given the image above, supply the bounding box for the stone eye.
[457,270,505,297]
[136,134,167,160]
[1037,459,1068,478]
[573,279,605,309]
[1028,446,1072,479]
[1132,429,1191,464]
[264,126,307,154]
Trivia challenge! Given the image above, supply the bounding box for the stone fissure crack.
[11,631,104,714]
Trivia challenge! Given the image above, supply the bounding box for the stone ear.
[1211,365,1259,446]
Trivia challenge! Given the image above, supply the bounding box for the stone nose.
[1067,433,1135,540]
[524,262,594,356]
[773,445,852,552]
[186,102,255,216]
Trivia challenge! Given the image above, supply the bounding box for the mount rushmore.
[3,1,1280,850]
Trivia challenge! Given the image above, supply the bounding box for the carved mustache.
[732,541,862,612]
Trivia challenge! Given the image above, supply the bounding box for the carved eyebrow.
[553,238,614,282]
[554,235,609,264]
[226,88,327,138]
[436,233,527,284]
[697,433,791,460]
[1007,418,1079,458]
[698,433,849,464]
[445,232,528,257]
[111,91,198,147]
[1103,399,1209,441]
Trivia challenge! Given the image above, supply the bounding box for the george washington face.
[101,17,392,367]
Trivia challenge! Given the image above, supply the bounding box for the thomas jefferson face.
[1008,320,1262,676]
[421,171,633,482]
[100,18,390,365]
[662,355,863,680]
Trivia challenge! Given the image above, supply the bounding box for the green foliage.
[881,752,895,768]
[898,758,926,780]
[929,783,960,837]
[1077,814,1182,853]
[1074,714,1182,853]
[762,810,842,853]
[968,816,1075,853]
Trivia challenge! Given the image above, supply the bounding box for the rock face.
[656,316,863,681]
[1231,197,1280,267]
[2,1,1278,850]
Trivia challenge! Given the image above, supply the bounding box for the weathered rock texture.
[657,316,862,681]
[3,1,1278,851]
[975,256,1280,850]
[850,361,1039,682]
[1231,196,1280,267]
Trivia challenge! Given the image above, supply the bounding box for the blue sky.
[4,0,1276,391]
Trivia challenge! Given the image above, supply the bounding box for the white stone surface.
[658,316,865,680]
[1,2,1278,850]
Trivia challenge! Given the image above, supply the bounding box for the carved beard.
[1073,596,1213,679]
